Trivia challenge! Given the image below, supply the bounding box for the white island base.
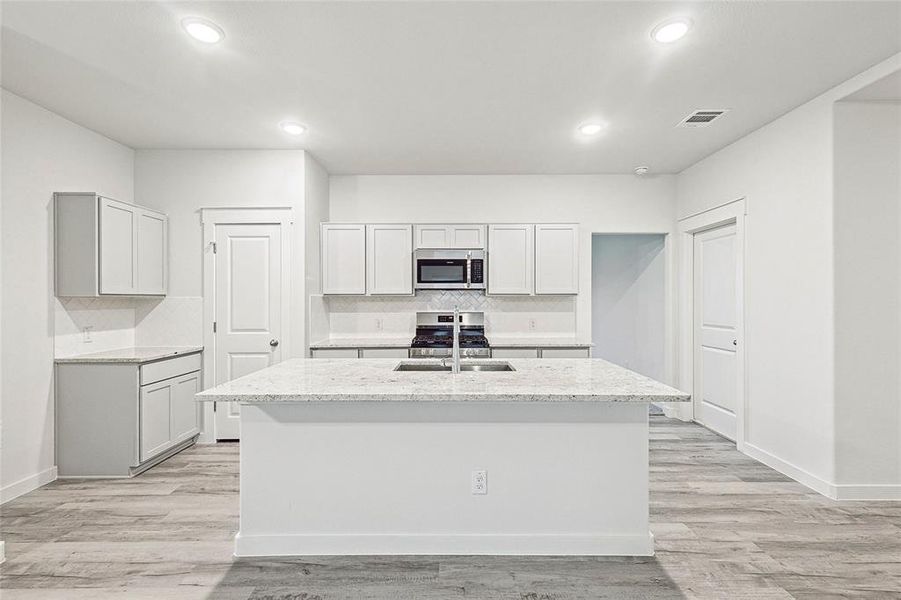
[236,401,652,557]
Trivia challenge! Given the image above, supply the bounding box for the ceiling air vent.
[678,109,729,128]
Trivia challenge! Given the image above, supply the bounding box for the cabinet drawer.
[311,348,360,358]
[540,348,590,358]
[140,353,202,385]
[360,348,409,358]
[491,347,539,358]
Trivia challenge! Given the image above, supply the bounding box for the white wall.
[0,90,134,501]
[303,153,329,349]
[676,54,901,495]
[833,100,901,490]
[330,175,677,348]
[591,235,665,381]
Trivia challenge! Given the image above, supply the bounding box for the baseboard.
[235,531,655,557]
[832,484,901,501]
[742,442,835,498]
[1,466,58,504]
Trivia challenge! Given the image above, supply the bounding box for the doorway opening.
[591,234,667,413]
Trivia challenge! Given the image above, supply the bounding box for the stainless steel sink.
[394,361,515,372]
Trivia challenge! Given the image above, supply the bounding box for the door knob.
[733,339,737,346]
[270,339,280,347]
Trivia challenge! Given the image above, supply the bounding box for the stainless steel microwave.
[414,249,486,290]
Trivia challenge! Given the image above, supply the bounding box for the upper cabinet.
[55,193,167,297]
[321,223,367,295]
[366,224,413,295]
[414,224,486,249]
[487,224,534,295]
[535,224,579,295]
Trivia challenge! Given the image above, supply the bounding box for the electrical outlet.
[471,469,487,495]
[375,318,383,331]
[82,326,94,343]
[528,319,536,331]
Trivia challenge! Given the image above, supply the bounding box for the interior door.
[693,223,739,440]
[214,224,282,440]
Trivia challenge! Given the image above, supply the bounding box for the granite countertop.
[309,336,592,349]
[196,357,689,404]
[55,346,203,364]
[310,337,412,349]
[489,337,592,348]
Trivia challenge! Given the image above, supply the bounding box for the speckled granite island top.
[196,358,689,404]
[55,346,203,364]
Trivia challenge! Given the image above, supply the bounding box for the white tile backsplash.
[54,297,136,357]
[54,295,203,357]
[320,291,576,339]
[135,296,203,347]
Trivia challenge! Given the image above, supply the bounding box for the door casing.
[677,198,747,450]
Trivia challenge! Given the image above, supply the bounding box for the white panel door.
[488,224,534,295]
[366,224,412,295]
[321,224,366,294]
[99,197,137,294]
[136,209,167,295]
[535,224,579,295]
[214,224,283,440]
[693,223,739,440]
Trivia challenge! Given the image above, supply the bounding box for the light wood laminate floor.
[1,417,899,599]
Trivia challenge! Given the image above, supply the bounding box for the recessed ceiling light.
[578,123,605,136]
[651,18,691,44]
[181,17,225,44]
[280,121,307,136]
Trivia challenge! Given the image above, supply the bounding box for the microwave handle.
[466,251,472,288]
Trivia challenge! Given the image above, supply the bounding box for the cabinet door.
[414,225,450,248]
[99,197,137,294]
[487,224,534,295]
[449,225,485,249]
[535,224,579,295]
[360,348,409,358]
[366,224,412,295]
[321,224,366,294]
[311,348,360,358]
[540,348,590,358]
[140,381,172,462]
[170,372,200,444]
[491,347,539,358]
[136,209,167,295]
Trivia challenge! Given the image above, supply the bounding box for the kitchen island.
[197,358,689,557]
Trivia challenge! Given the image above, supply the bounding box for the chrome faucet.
[442,305,462,374]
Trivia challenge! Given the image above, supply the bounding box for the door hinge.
[213,402,217,412]
[212,321,217,333]
[211,241,217,254]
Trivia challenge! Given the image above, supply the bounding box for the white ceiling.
[844,70,901,101]
[2,1,899,174]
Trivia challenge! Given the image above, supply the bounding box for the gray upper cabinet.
[55,193,167,297]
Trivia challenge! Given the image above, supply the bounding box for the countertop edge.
[55,347,204,365]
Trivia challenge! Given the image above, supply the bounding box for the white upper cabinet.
[487,224,534,295]
[99,197,138,294]
[535,224,579,295]
[321,223,367,295]
[55,193,167,297]
[136,208,168,295]
[414,224,486,249]
[366,224,413,295]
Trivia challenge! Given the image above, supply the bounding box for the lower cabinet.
[139,371,201,462]
[310,348,411,358]
[491,347,590,358]
[56,352,202,477]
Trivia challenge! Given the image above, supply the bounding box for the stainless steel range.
[409,311,490,358]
